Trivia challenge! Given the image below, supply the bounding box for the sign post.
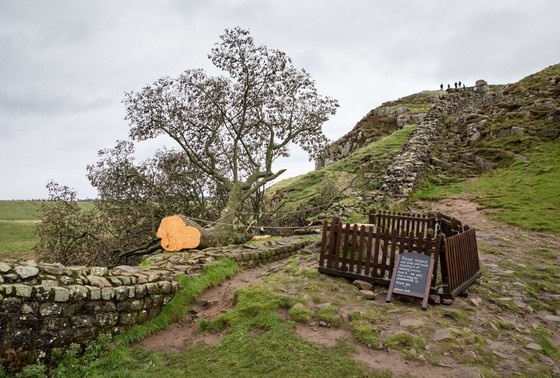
[386,252,434,310]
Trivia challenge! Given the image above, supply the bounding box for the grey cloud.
[0,0,558,199]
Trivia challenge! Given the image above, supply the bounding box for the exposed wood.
[156,214,251,252]
[157,215,203,251]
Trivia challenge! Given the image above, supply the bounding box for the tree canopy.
[124,27,338,229]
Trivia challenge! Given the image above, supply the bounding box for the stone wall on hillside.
[378,89,489,198]
[307,87,495,222]
[0,236,314,363]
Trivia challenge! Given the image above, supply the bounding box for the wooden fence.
[437,212,465,237]
[368,210,436,237]
[318,218,442,288]
[318,211,481,299]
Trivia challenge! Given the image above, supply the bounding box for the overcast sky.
[0,0,558,200]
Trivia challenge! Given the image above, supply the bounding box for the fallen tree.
[156,215,251,251]
[112,214,252,266]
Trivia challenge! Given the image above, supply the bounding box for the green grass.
[0,221,38,259]
[532,327,560,359]
[0,201,43,221]
[0,201,42,258]
[326,125,416,173]
[384,332,427,359]
[0,201,97,259]
[414,140,560,234]
[351,320,379,347]
[467,141,560,233]
[267,125,417,215]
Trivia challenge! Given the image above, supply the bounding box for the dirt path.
[135,197,560,377]
[136,263,278,353]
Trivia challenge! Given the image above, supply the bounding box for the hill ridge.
[270,63,559,226]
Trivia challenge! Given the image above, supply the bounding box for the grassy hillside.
[415,64,560,233]
[266,125,416,223]
[269,64,560,234]
[415,140,560,233]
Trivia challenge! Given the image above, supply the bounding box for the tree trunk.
[213,182,244,233]
[156,214,250,251]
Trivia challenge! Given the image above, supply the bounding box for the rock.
[525,343,543,351]
[475,79,489,93]
[15,265,39,279]
[442,298,453,305]
[90,267,108,276]
[496,297,513,302]
[292,302,306,310]
[14,284,33,298]
[400,318,425,327]
[353,280,373,291]
[87,275,112,288]
[319,321,328,327]
[428,294,441,305]
[359,290,376,300]
[53,287,70,302]
[544,314,560,322]
[492,350,509,359]
[40,264,72,276]
[469,296,482,307]
[0,262,11,273]
[449,366,483,378]
[433,328,452,341]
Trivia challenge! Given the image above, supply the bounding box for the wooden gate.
[442,228,481,298]
[318,211,481,299]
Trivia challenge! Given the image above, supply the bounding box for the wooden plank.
[326,219,337,269]
[371,226,381,277]
[356,225,365,274]
[333,219,342,270]
[407,230,415,253]
[319,220,328,267]
[445,271,482,299]
[364,225,374,276]
[318,266,391,286]
[340,223,351,271]
[388,229,400,279]
[432,234,442,287]
[349,224,358,273]
[380,228,390,278]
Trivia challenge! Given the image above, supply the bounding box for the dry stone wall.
[379,90,487,198]
[0,236,313,362]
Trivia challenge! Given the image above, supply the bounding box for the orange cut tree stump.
[156,215,203,251]
[156,215,252,252]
